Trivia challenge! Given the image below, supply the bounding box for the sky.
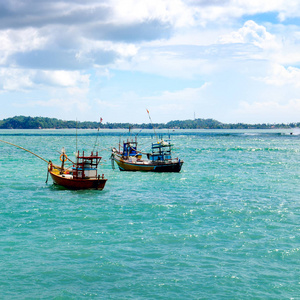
[1,0,300,124]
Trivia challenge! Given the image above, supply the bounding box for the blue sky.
[1,0,300,124]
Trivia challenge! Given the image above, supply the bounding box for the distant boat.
[111,137,183,172]
[111,109,183,172]
[48,150,107,190]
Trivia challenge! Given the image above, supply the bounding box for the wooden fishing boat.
[111,137,183,172]
[0,137,107,190]
[48,150,107,190]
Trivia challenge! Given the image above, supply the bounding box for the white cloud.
[1,0,300,123]
[77,40,139,67]
[111,0,194,27]
[117,45,217,79]
[233,0,287,16]
[92,84,210,123]
[192,0,300,25]
[235,98,300,123]
[0,28,46,52]
[0,28,47,64]
[36,70,90,87]
[142,84,210,117]
[145,84,209,102]
[0,68,90,92]
[257,64,300,87]
[276,0,300,21]
[218,20,278,50]
[32,98,90,112]
[0,68,35,91]
[13,95,92,120]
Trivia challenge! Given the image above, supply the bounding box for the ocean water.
[0,129,299,299]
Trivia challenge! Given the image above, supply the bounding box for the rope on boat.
[132,149,149,155]
[0,139,49,163]
[127,144,150,156]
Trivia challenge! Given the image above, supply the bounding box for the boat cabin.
[122,141,138,157]
[149,140,172,162]
[72,151,102,179]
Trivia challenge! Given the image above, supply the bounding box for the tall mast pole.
[146,109,158,142]
[76,118,78,155]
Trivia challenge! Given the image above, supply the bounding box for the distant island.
[0,115,298,130]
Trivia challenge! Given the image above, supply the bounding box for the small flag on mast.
[146,108,158,142]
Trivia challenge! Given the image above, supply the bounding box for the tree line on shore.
[0,115,298,129]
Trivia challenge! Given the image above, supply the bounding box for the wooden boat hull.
[113,156,183,172]
[49,171,107,190]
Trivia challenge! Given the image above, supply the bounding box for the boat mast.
[76,118,78,154]
[146,109,158,142]
[60,147,66,174]
[93,117,102,152]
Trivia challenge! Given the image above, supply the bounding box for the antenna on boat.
[76,118,78,155]
[129,125,132,138]
[146,109,158,142]
[93,117,103,152]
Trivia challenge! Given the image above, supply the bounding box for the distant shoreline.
[0,116,299,130]
[0,127,295,131]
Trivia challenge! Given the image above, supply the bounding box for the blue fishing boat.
[111,137,183,172]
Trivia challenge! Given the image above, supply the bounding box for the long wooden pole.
[146,109,159,142]
[0,139,49,163]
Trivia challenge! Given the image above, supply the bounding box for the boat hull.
[49,171,107,190]
[113,156,183,172]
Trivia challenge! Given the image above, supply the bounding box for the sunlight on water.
[0,129,299,299]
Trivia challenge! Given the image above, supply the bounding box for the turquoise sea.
[0,129,299,299]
